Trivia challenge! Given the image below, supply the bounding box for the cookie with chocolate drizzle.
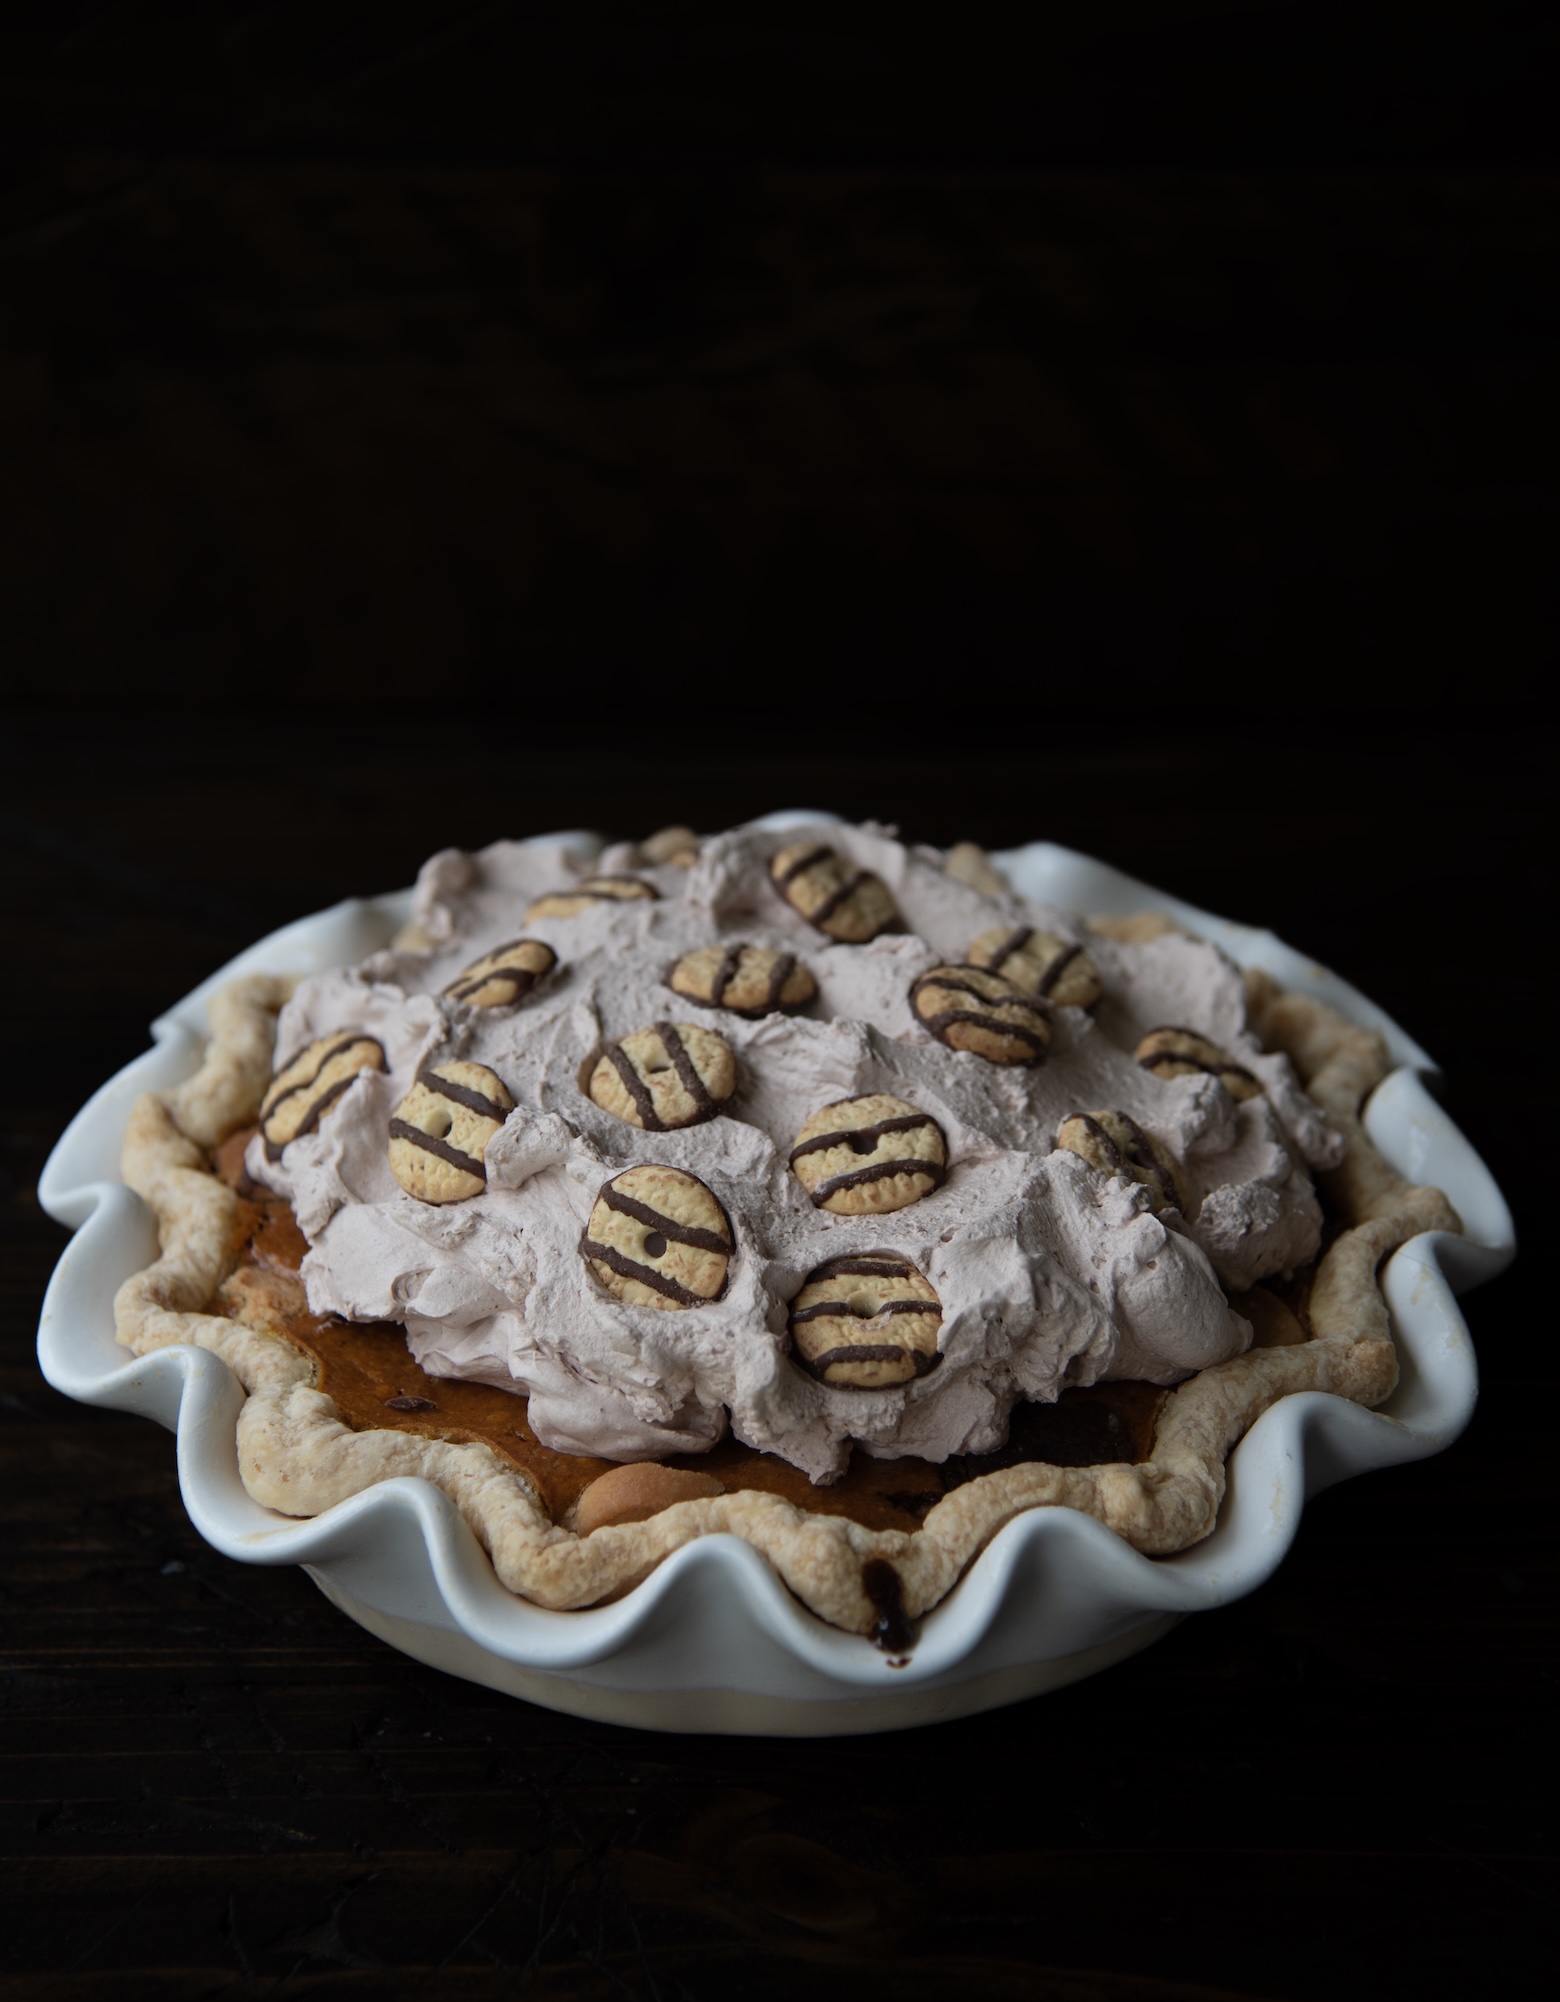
[666,943,817,1017]
[587,1022,736,1131]
[387,1060,515,1203]
[581,1164,733,1310]
[789,1253,943,1389]
[769,842,899,942]
[1055,1109,1189,1216]
[443,938,557,1009]
[259,1033,385,1161]
[910,965,1052,1065]
[526,875,658,921]
[1136,1027,1262,1101]
[789,1093,947,1215]
[967,926,1102,1008]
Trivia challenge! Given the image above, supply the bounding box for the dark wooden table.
[3,7,1555,1992]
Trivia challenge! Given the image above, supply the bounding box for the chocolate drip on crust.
[386,1118,489,1182]
[603,1043,664,1129]
[414,1064,511,1123]
[773,845,834,887]
[580,1237,718,1307]
[788,1111,940,1164]
[807,1158,947,1205]
[654,1021,716,1117]
[861,1558,915,1653]
[600,1184,732,1253]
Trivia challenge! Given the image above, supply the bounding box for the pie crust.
[110,921,1462,1644]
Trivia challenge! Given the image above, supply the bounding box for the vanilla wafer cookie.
[967,926,1102,1008]
[581,1165,733,1310]
[588,1022,736,1130]
[769,843,899,942]
[526,875,658,921]
[910,965,1052,1065]
[259,1034,385,1161]
[789,1094,947,1214]
[1135,1027,1262,1101]
[388,1061,515,1203]
[443,938,558,1009]
[1055,1109,1189,1215]
[666,943,817,1017]
[788,1252,943,1388]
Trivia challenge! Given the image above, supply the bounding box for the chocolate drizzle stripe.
[604,1044,664,1130]
[710,943,745,1004]
[1073,1113,1131,1182]
[387,1118,488,1181]
[262,1070,362,1160]
[448,970,531,1002]
[806,870,871,926]
[262,1034,381,1121]
[984,927,1033,976]
[761,951,798,1010]
[809,1158,948,1204]
[788,1111,940,1164]
[912,970,1038,1011]
[774,845,834,887]
[601,1184,732,1253]
[806,1255,916,1281]
[581,1238,714,1307]
[808,1345,943,1379]
[1036,942,1083,996]
[414,1064,511,1123]
[655,1021,716,1115]
[791,1300,942,1325]
[922,1009,1049,1055]
[1139,1052,1258,1088]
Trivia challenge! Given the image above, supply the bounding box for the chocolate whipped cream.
[249,822,1342,1481]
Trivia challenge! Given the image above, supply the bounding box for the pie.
[111,822,1461,1647]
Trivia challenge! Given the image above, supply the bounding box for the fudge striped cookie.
[587,1022,736,1131]
[967,926,1102,1009]
[769,843,899,942]
[666,943,817,1017]
[1135,1027,1262,1101]
[388,1061,515,1203]
[443,938,558,1009]
[526,875,659,921]
[789,1094,947,1215]
[259,1034,385,1161]
[1055,1109,1189,1216]
[910,965,1052,1065]
[788,1253,943,1389]
[581,1165,733,1311]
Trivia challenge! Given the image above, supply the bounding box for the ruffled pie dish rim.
[36,816,1514,1735]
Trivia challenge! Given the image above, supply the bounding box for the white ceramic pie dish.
[36,814,1514,1735]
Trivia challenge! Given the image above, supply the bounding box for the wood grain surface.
[2,6,1554,1995]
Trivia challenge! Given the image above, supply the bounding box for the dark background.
[2,5,1554,1997]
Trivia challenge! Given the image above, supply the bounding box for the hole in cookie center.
[643,1231,668,1259]
[845,1291,881,1317]
[426,1109,453,1139]
[849,1134,877,1155]
[645,1059,673,1074]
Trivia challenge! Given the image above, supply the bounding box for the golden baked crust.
[112,953,1461,1642]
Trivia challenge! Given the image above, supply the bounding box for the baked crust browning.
[769,842,900,942]
[259,1033,385,1160]
[789,1093,948,1214]
[666,943,818,1017]
[581,1164,733,1310]
[1055,1109,1189,1216]
[112,949,1462,1642]
[967,926,1103,1009]
[387,1060,515,1203]
[443,938,558,1009]
[789,1253,943,1389]
[910,965,1052,1065]
[526,875,659,921]
[1136,1026,1262,1100]
[587,1022,736,1131]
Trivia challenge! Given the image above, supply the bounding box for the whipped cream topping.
[250,823,1342,1481]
